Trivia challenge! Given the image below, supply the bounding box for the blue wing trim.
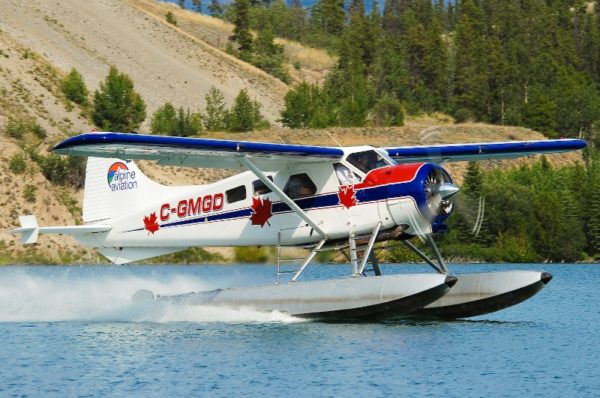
[385,139,586,161]
[53,132,344,158]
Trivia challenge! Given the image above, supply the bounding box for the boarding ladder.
[275,232,327,284]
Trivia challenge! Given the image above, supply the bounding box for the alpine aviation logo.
[107,162,138,192]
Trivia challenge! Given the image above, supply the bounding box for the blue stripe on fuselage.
[126,165,436,233]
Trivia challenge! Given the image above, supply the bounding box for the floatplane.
[11,132,585,320]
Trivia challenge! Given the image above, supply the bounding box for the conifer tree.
[452,0,490,121]
[92,66,146,132]
[587,159,600,256]
[281,82,315,128]
[151,103,202,136]
[203,87,228,131]
[151,102,177,134]
[230,0,253,61]
[192,0,202,12]
[463,161,483,197]
[281,82,337,128]
[61,68,88,105]
[252,28,290,83]
[228,89,267,132]
[323,0,374,126]
[315,0,345,36]
[208,0,224,17]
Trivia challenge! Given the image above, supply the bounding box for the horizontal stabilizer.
[10,215,111,244]
[12,215,39,244]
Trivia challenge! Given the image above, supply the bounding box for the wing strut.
[238,157,328,239]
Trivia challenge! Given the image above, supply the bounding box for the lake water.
[0,263,598,397]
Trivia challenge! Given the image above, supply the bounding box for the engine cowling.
[382,163,458,235]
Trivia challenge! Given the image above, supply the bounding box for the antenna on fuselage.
[327,132,342,147]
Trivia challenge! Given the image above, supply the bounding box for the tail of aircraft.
[11,157,192,264]
[83,157,166,223]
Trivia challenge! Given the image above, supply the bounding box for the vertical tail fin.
[83,158,166,223]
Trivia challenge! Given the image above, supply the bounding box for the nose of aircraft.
[439,183,460,200]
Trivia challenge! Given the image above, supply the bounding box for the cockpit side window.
[347,150,390,174]
[252,176,273,196]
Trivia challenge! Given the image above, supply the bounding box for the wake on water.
[0,268,301,324]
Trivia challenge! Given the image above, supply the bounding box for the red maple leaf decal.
[143,212,160,234]
[250,196,273,227]
[338,185,358,209]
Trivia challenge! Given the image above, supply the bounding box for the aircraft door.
[277,165,339,244]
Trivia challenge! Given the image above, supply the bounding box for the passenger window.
[226,185,247,203]
[253,176,273,196]
[284,173,317,199]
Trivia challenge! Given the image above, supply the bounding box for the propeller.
[423,169,459,221]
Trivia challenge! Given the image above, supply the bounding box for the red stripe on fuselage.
[355,163,424,189]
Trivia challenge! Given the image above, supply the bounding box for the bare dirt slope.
[0,0,288,124]
[0,29,97,263]
[130,0,335,84]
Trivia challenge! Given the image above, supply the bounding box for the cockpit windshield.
[346,150,391,174]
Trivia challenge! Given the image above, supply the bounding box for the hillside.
[0,0,586,264]
[0,0,288,124]
[129,0,335,84]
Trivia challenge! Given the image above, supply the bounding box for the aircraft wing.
[384,139,586,163]
[54,133,586,168]
[53,132,344,169]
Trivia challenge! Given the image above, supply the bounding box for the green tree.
[151,103,202,136]
[312,0,345,36]
[230,0,253,61]
[227,89,268,132]
[192,0,202,12]
[451,0,490,121]
[208,0,224,17]
[61,68,88,105]
[252,28,290,83]
[280,82,336,128]
[324,3,374,127]
[29,152,86,189]
[92,66,146,132]
[280,82,314,128]
[173,107,203,136]
[587,160,600,256]
[370,95,404,126]
[463,161,483,197]
[203,87,228,131]
[151,102,177,134]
